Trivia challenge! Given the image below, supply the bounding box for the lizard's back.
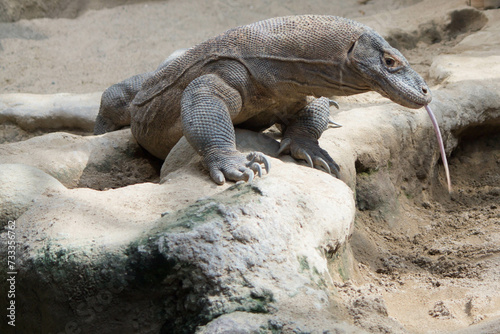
[133,15,366,106]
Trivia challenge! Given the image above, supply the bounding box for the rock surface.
[0,130,161,188]
[0,1,500,333]
[1,147,356,333]
[0,93,100,132]
[0,164,65,226]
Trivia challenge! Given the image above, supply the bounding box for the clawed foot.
[278,137,340,178]
[205,150,271,185]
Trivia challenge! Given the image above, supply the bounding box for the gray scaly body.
[95,15,431,184]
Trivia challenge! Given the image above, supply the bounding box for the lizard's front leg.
[278,97,340,178]
[181,74,270,185]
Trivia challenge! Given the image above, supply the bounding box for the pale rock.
[0,92,101,132]
[0,129,148,188]
[5,138,355,333]
[0,164,65,225]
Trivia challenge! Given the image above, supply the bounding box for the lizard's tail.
[94,49,188,135]
[93,85,133,135]
[94,110,129,135]
[94,72,152,135]
[94,113,109,135]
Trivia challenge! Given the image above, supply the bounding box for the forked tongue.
[425,105,452,193]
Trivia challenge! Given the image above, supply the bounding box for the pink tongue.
[425,105,452,193]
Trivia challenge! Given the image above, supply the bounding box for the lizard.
[94,15,433,185]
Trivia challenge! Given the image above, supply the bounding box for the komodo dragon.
[95,15,437,185]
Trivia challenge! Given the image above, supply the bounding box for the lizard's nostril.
[422,86,428,95]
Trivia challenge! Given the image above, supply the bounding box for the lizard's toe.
[209,165,254,185]
[246,152,271,174]
[295,148,313,168]
[312,148,340,178]
[248,162,263,177]
[279,137,340,178]
[313,157,331,174]
[317,156,340,178]
[209,169,226,185]
[206,151,270,185]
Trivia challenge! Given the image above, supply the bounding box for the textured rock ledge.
[0,132,356,333]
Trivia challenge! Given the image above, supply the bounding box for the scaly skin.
[94,49,187,135]
[94,15,431,184]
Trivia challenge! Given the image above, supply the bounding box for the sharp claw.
[278,138,292,155]
[328,119,342,128]
[330,162,341,178]
[328,99,340,109]
[246,170,254,183]
[253,163,262,177]
[262,155,271,173]
[332,168,340,179]
[210,169,225,185]
[296,149,313,168]
[304,153,313,168]
[247,154,256,165]
[306,154,313,168]
[246,152,271,175]
[315,158,331,174]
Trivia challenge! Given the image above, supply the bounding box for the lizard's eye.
[385,57,395,67]
[382,53,403,71]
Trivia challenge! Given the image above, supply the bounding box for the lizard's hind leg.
[181,74,270,184]
[278,97,340,178]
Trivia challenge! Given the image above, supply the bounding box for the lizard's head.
[347,29,431,109]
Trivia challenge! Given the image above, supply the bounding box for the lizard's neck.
[251,59,371,98]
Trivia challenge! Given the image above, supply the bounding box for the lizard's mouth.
[380,89,431,108]
[375,77,432,109]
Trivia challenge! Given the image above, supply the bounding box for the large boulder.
[0,129,357,333]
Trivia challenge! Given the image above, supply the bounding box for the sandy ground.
[346,132,500,333]
[1,0,499,333]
